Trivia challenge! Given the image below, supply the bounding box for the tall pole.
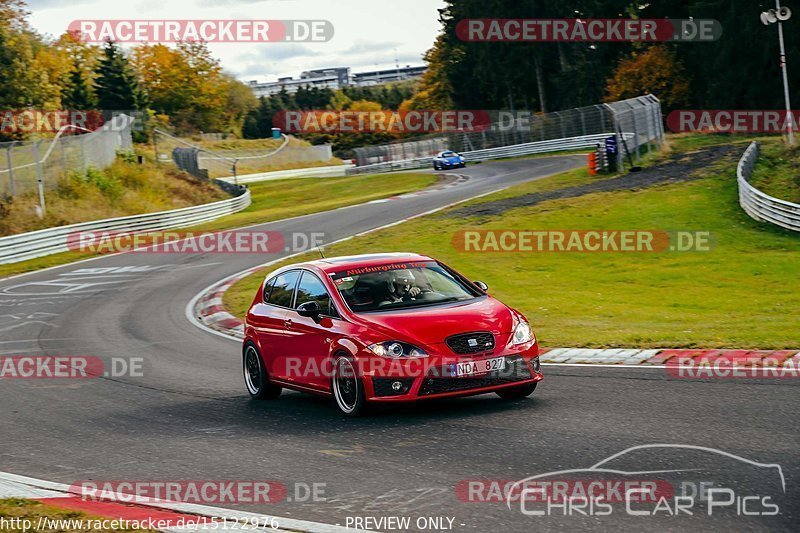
[776,0,795,145]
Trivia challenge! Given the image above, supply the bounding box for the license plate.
[453,356,505,377]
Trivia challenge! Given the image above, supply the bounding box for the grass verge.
[0,498,157,532]
[748,140,800,203]
[0,153,226,237]
[224,136,800,349]
[0,172,438,279]
[193,172,437,232]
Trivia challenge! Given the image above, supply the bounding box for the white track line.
[0,471,374,533]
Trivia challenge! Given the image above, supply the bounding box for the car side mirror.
[297,301,322,320]
[474,280,489,292]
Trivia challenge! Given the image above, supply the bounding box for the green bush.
[58,167,123,202]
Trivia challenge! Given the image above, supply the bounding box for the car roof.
[300,252,435,274]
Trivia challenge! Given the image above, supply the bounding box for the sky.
[26,0,446,82]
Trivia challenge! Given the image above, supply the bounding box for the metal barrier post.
[34,141,46,214]
[578,108,587,136]
[5,146,14,197]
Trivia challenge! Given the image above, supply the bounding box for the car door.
[247,270,299,381]
[285,270,341,391]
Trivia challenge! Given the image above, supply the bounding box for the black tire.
[243,343,282,400]
[433,163,440,170]
[331,355,367,417]
[496,382,537,400]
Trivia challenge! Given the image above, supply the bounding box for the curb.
[193,267,253,340]
[0,471,372,533]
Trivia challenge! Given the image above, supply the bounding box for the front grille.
[372,377,414,397]
[445,331,495,355]
[419,356,531,396]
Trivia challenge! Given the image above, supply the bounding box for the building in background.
[248,65,426,97]
[352,65,426,87]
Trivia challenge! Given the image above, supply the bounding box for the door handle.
[284,318,293,329]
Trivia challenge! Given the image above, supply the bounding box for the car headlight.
[512,319,534,345]
[367,341,428,358]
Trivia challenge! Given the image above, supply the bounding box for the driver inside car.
[379,270,423,305]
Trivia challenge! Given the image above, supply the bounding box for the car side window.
[266,270,300,308]
[295,271,339,318]
[262,276,276,303]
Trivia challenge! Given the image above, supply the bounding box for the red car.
[243,253,542,416]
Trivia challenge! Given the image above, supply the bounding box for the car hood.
[352,296,515,347]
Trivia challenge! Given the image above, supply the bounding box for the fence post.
[627,104,640,161]
[60,139,67,175]
[79,135,87,170]
[655,100,666,146]
[554,112,566,138]
[33,140,46,214]
[5,146,14,197]
[153,129,159,164]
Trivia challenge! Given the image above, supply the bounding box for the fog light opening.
[531,357,541,373]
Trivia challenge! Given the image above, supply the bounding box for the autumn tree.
[132,41,255,134]
[605,45,690,112]
[0,0,64,138]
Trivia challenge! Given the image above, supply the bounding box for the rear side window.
[265,270,300,308]
[262,277,276,303]
[295,271,339,317]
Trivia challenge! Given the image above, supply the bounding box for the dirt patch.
[447,144,741,219]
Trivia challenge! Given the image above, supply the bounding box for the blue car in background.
[432,150,466,170]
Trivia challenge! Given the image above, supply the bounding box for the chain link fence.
[153,129,335,181]
[352,95,663,169]
[0,115,134,199]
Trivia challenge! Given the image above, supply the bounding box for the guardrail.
[737,141,800,232]
[0,187,251,264]
[347,133,621,174]
[217,163,356,185]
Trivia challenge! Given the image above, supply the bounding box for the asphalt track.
[0,156,797,532]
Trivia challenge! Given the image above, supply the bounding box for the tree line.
[408,0,800,115]
[0,0,255,142]
[4,0,796,148]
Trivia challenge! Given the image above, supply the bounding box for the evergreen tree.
[94,40,144,112]
[61,59,97,109]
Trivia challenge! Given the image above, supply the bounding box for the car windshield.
[441,151,456,157]
[330,261,477,312]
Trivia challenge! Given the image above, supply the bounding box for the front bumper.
[361,348,542,402]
